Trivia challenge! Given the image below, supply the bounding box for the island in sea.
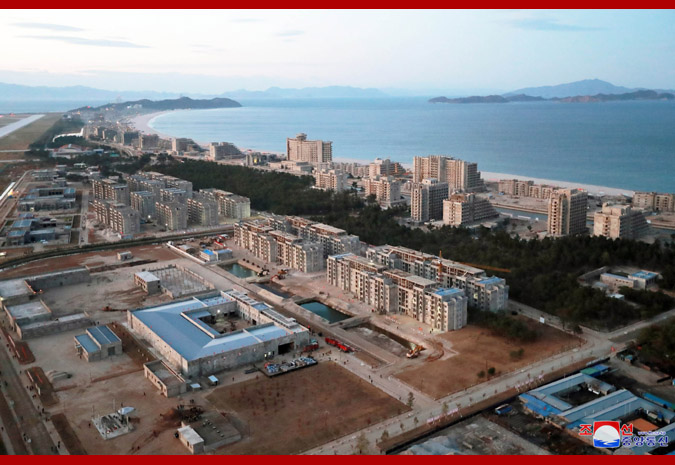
[74,96,242,113]
[430,89,674,104]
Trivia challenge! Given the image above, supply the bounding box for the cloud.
[275,30,304,37]
[13,22,84,32]
[20,35,149,48]
[510,18,601,31]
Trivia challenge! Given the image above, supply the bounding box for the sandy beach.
[128,113,637,197]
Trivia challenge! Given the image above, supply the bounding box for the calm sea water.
[150,98,675,193]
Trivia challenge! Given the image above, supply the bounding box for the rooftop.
[631,271,658,280]
[88,325,121,346]
[5,300,51,321]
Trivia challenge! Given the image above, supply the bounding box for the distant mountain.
[0,82,181,102]
[503,79,637,99]
[75,96,241,112]
[555,90,674,103]
[221,86,389,99]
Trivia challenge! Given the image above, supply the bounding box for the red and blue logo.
[592,421,622,448]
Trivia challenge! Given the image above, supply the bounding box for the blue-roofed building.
[423,287,468,331]
[128,290,309,379]
[629,270,659,289]
[73,325,122,362]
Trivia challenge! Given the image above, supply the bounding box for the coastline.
[128,114,637,198]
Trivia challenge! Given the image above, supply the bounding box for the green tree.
[406,391,415,408]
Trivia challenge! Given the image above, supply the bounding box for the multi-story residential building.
[442,193,499,226]
[130,191,156,220]
[208,142,240,160]
[139,134,160,150]
[498,179,558,200]
[314,169,348,192]
[632,192,675,212]
[92,199,140,236]
[187,197,219,227]
[547,188,588,236]
[171,138,190,153]
[155,202,187,231]
[363,176,402,208]
[593,203,649,240]
[368,158,404,178]
[199,188,251,219]
[269,216,361,258]
[332,162,370,178]
[411,178,449,222]
[118,131,139,146]
[286,133,332,164]
[365,244,508,312]
[413,155,483,192]
[92,178,130,205]
[234,221,323,272]
[160,187,188,204]
[326,253,468,330]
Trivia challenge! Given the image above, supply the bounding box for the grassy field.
[206,362,409,454]
[0,113,62,150]
[396,321,582,399]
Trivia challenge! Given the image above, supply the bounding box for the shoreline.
[129,111,637,197]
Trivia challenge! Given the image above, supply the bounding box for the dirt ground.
[206,362,409,454]
[395,322,582,399]
[0,244,180,279]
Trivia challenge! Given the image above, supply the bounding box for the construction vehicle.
[406,345,425,359]
[271,269,289,281]
[325,337,353,353]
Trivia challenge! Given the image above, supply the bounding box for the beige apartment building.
[413,155,483,192]
[411,178,449,222]
[155,202,188,231]
[547,188,588,236]
[363,176,402,208]
[593,203,649,240]
[130,191,156,220]
[632,192,675,212]
[208,142,240,160]
[443,193,499,226]
[498,179,557,200]
[92,199,140,236]
[286,133,332,164]
[314,169,348,192]
[368,158,403,178]
[199,189,251,219]
[92,178,130,205]
[268,215,361,259]
[187,197,219,227]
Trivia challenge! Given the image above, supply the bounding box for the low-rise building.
[632,191,675,212]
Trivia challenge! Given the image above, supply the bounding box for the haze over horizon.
[2,9,675,95]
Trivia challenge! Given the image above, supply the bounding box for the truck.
[325,337,353,353]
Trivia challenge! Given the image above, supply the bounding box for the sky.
[2,9,675,94]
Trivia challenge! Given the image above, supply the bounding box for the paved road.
[0,115,44,139]
[0,327,56,454]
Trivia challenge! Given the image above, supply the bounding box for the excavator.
[406,345,425,359]
[270,269,289,281]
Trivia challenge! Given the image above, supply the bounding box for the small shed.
[117,251,133,261]
[177,426,204,454]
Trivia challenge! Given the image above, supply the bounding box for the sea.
[2,97,674,192]
[148,98,675,193]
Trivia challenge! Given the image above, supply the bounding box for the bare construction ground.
[206,362,409,454]
[0,244,180,279]
[395,322,582,399]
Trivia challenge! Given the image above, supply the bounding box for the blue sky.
[1,9,674,94]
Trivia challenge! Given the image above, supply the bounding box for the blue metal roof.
[7,230,27,237]
[12,219,34,229]
[631,271,657,279]
[131,294,291,362]
[432,288,463,297]
[75,334,100,354]
[88,326,120,346]
[478,276,502,285]
[202,249,215,255]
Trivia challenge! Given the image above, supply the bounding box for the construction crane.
[458,262,511,273]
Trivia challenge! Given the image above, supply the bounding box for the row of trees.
[638,320,675,375]
[155,160,364,216]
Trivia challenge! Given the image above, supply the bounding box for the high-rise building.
[139,134,160,150]
[286,133,332,164]
[160,187,188,204]
[172,138,190,154]
[368,158,403,178]
[411,178,449,222]
[363,176,402,208]
[547,189,588,236]
[442,193,499,227]
[199,189,251,219]
[314,169,348,191]
[413,155,483,192]
[593,203,649,240]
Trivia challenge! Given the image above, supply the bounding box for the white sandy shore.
[129,112,636,197]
